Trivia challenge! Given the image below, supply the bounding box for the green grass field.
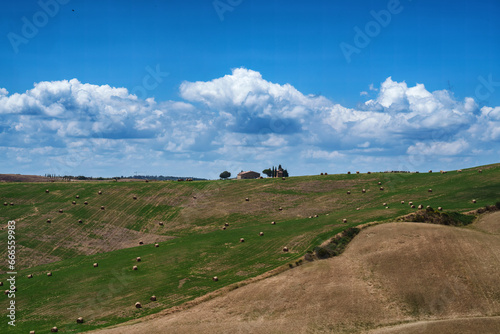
[1,164,499,333]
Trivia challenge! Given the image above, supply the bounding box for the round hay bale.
[279,207,283,211]
[47,219,51,223]
[224,222,229,226]
[314,214,318,218]
[101,206,105,210]
[308,216,312,219]
[347,171,351,174]
[59,209,63,213]
[150,295,157,301]
[347,191,351,195]
[135,302,142,308]
[72,201,76,205]
[133,196,137,200]
[418,204,423,209]
[27,274,33,278]
[159,222,164,226]
[282,177,286,180]
[409,201,413,206]
[84,201,88,205]
[283,246,289,252]
[76,195,80,199]
[10,202,14,206]
[383,202,387,206]
[472,199,477,203]
[325,173,328,175]
[356,171,360,174]
[4,289,9,295]
[367,171,371,174]
[478,169,483,173]
[76,317,84,324]
[411,205,416,208]
[362,189,366,193]
[240,238,245,243]
[271,221,276,225]
[378,181,382,185]
[401,201,405,204]
[30,331,35,334]
[320,172,324,175]
[98,191,102,195]
[45,189,49,193]
[342,218,347,223]
[259,232,264,236]
[3,202,7,206]
[0,282,2,286]
[245,197,249,201]
[145,179,149,183]
[429,170,432,173]
[154,243,159,248]
[379,187,384,191]
[356,207,360,210]
[139,241,144,245]
[212,276,219,282]
[193,196,197,199]
[222,226,226,230]
[428,189,432,193]
[93,263,98,268]
[458,169,462,173]
[47,272,52,277]
[51,327,58,333]
[426,205,431,209]
[385,206,389,209]
[438,207,443,211]
[78,219,83,223]
[136,257,141,262]
[133,265,138,270]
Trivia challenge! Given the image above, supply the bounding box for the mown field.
[0,164,499,333]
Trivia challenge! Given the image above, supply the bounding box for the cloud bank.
[0,69,498,177]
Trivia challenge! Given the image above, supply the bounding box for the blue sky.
[0,0,499,178]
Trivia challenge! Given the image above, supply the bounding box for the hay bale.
[84,201,88,205]
[222,226,226,230]
[385,206,389,209]
[133,196,137,200]
[347,171,351,174]
[139,241,144,245]
[458,169,462,173]
[76,317,84,324]
[133,265,138,270]
[426,205,431,209]
[47,219,51,223]
[271,221,276,225]
[378,182,382,185]
[145,179,149,183]
[411,205,416,208]
[27,274,33,278]
[212,276,218,282]
[356,171,360,174]
[76,195,80,199]
[409,201,413,205]
[245,197,249,201]
[135,302,142,308]
[240,238,245,243]
[279,207,283,211]
[362,189,366,193]
[101,206,105,210]
[259,232,264,236]
[0,282,2,286]
[283,246,289,252]
[472,199,477,203]
[325,173,328,175]
[347,191,351,194]
[224,222,229,226]
[401,201,405,204]
[78,219,83,223]
[51,327,58,332]
[10,202,14,206]
[47,272,52,277]
[314,214,318,218]
[429,170,432,173]
[98,191,102,195]
[159,222,164,226]
[93,263,98,267]
[30,331,35,334]
[282,177,286,180]
[478,169,483,173]
[428,189,432,193]
[383,202,387,206]
[155,243,159,248]
[45,189,49,193]
[59,209,63,213]
[380,187,384,191]
[150,295,157,301]
[136,257,141,262]
[3,202,7,206]
[438,207,443,211]
[4,290,9,295]
[418,204,423,209]
[72,201,76,205]
[342,218,347,223]
[356,208,360,210]
[320,172,324,175]
[367,171,371,174]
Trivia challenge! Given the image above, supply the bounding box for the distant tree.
[220,171,231,179]
[262,168,273,177]
[283,169,289,177]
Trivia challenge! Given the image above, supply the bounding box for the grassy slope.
[0,164,499,333]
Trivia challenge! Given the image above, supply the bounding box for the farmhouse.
[237,171,260,179]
